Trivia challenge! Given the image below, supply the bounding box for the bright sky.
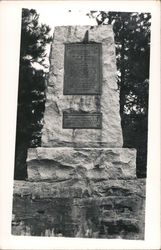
[36,7,97,34]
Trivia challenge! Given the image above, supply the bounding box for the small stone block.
[27,147,136,181]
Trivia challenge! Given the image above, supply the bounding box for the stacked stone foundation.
[12,180,145,239]
[12,147,145,239]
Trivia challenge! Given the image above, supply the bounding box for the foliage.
[20,8,51,67]
[14,9,52,179]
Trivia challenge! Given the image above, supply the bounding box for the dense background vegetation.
[14,9,52,179]
[14,9,151,179]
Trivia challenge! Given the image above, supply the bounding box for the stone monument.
[12,25,146,239]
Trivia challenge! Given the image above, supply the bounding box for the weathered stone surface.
[27,147,136,181]
[12,179,145,239]
[41,25,123,147]
[13,179,146,198]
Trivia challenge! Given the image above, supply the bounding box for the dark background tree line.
[14,9,52,179]
[14,9,151,180]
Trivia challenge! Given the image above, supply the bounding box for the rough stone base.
[27,147,136,181]
[12,147,144,239]
[12,179,145,239]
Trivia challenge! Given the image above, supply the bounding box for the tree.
[14,9,52,179]
[88,11,151,177]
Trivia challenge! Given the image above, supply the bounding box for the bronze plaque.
[64,44,102,95]
[63,113,102,129]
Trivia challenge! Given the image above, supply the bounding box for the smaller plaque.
[63,113,102,129]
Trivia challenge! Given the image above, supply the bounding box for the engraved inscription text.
[63,113,102,129]
[64,44,102,95]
